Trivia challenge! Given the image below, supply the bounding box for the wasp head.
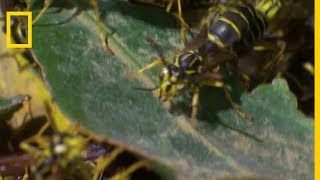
[157,51,203,101]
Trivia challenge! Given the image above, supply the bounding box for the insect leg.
[200,78,252,120]
[165,0,189,46]
[222,86,252,120]
[90,0,114,54]
[32,0,53,25]
[303,62,314,76]
[176,0,189,46]
[110,161,147,179]
[261,40,286,82]
[20,135,49,157]
[175,0,188,29]
[93,147,125,180]
[166,0,175,12]
[191,86,200,128]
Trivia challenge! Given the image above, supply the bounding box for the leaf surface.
[29,1,314,179]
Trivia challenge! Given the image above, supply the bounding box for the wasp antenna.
[146,37,168,65]
[126,59,163,78]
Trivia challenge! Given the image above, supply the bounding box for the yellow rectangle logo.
[6,11,32,48]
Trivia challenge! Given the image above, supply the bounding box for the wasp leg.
[303,62,314,76]
[191,86,200,128]
[176,0,189,46]
[32,0,54,25]
[165,0,189,46]
[37,121,51,135]
[175,0,189,29]
[20,95,33,124]
[93,147,125,180]
[110,161,147,179]
[261,40,286,82]
[201,78,252,120]
[20,135,49,156]
[166,0,175,12]
[222,86,252,120]
[90,0,114,54]
[22,167,29,180]
[127,59,163,78]
[180,25,188,46]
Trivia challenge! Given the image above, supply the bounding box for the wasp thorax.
[157,51,203,101]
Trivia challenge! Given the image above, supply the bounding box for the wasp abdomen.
[242,6,267,45]
[208,3,267,48]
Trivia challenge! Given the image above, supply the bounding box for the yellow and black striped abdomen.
[207,3,267,48]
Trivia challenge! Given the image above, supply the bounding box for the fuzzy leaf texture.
[27,0,314,179]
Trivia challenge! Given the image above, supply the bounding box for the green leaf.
[30,0,314,179]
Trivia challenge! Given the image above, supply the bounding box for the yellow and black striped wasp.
[18,101,162,179]
[129,0,284,128]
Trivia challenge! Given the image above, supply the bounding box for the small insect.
[129,0,283,128]
[18,101,160,179]
[17,99,92,179]
[20,132,90,179]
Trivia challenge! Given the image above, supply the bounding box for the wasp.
[129,0,283,128]
[16,98,91,179]
[17,100,157,179]
[20,132,92,179]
